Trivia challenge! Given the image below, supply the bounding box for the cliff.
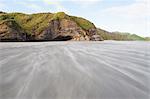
[0,12,102,41]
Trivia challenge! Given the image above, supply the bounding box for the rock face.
[0,20,27,41]
[38,19,93,41]
[0,12,103,41]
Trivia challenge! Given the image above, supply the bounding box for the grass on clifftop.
[51,12,95,30]
[52,12,67,20]
[71,16,94,30]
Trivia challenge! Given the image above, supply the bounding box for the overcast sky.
[0,0,149,37]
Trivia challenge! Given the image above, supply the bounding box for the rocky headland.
[0,12,102,41]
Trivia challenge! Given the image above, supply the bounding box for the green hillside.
[97,28,148,41]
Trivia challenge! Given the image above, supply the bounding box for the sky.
[0,0,149,37]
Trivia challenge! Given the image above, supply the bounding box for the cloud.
[0,0,6,9]
[15,0,68,13]
[0,3,5,8]
[70,0,101,2]
[103,0,149,18]
[17,1,42,12]
[70,0,103,7]
[43,0,68,13]
[42,0,103,12]
[43,0,103,8]
[94,0,150,37]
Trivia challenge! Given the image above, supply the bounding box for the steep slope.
[0,12,102,41]
[0,14,28,41]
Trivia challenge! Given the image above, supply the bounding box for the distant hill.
[145,37,150,41]
[0,12,102,41]
[97,28,149,41]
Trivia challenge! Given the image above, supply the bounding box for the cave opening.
[53,35,72,41]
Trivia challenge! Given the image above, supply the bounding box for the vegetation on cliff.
[70,16,95,30]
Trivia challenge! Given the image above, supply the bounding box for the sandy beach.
[0,41,149,99]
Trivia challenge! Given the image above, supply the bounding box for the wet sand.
[0,41,150,99]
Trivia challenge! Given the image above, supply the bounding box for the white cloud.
[94,0,150,37]
[70,0,101,2]
[15,0,67,13]
[70,0,103,7]
[43,0,103,8]
[0,1,6,9]
[0,3,5,8]
[42,0,102,13]
[43,0,69,13]
[17,1,42,11]
[103,0,149,18]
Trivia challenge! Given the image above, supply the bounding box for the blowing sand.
[0,41,149,99]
